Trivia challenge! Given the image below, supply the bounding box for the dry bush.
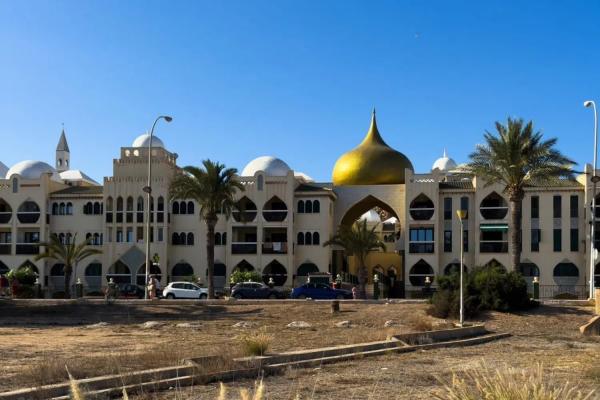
[434,361,595,400]
[238,328,273,356]
[408,314,433,332]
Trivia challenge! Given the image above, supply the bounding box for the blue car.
[291,283,352,299]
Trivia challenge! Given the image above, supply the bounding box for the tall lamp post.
[585,100,598,300]
[144,115,173,300]
[456,209,467,326]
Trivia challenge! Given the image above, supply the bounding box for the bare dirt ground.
[1,300,599,399]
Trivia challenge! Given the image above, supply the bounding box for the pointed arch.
[263,196,288,222]
[232,196,258,222]
[262,260,287,286]
[297,200,305,213]
[340,195,400,227]
[408,259,434,286]
[480,192,508,219]
[409,193,435,220]
[232,259,254,273]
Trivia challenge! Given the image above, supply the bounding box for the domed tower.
[332,110,413,185]
[56,127,70,172]
[431,149,457,172]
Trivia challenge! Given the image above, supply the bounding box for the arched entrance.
[333,194,404,297]
[262,260,287,286]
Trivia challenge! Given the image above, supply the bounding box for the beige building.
[0,113,597,298]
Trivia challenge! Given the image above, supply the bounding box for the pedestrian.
[10,278,19,298]
[148,275,156,299]
[351,286,358,300]
[154,276,162,299]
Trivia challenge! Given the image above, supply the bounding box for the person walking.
[352,286,358,300]
[147,275,156,300]
[154,276,162,299]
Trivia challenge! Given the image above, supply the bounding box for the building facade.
[0,113,597,298]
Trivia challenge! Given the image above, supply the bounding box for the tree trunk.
[357,255,368,299]
[64,265,72,299]
[509,194,524,272]
[205,215,217,299]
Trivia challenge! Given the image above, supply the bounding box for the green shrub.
[429,265,536,319]
[230,270,262,285]
[7,266,37,285]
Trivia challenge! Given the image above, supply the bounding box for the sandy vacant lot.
[1,300,599,399]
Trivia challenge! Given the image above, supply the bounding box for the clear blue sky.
[1,1,599,182]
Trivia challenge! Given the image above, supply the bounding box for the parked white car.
[163,282,208,299]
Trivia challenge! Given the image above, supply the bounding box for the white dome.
[294,171,314,182]
[241,156,291,177]
[0,162,8,179]
[132,133,165,149]
[359,209,381,223]
[6,160,59,180]
[432,149,457,172]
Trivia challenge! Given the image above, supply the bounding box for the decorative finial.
[443,148,447,158]
[372,107,376,115]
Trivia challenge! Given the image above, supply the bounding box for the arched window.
[187,233,194,246]
[297,262,319,276]
[180,232,187,246]
[305,232,312,245]
[12,178,18,193]
[158,197,165,212]
[137,197,144,212]
[215,232,222,246]
[257,175,264,191]
[312,232,320,245]
[313,200,320,213]
[116,197,123,211]
[409,194,435,220]
[65,233,72,245]
[233,259,254,273]
[93,202,101,214]
[305,200,313,213]
[66,202,73,215]
[180,201,187,215]
[126,197,133,211]
[106,197,113,211]
[59,202,66,215]
[553,262,579,285]
[107,261,132,285]
[85,262,103,291]
[263,196,288,222]
[52,203,59,215]
[86,233,92,242]
[50,263,64,276]
[443,263,467,275]
[232,197,258,222]
[297,200,305,213]
[172,263,194,278]
[172,201,179,214]
[297,232,304,245]
[172,233,180,245]
[0,199,12,224]
[59,233,66,244]
[17,201,40,223]
[187,201,194,214]
[480,192,508,220]
[93,233,100,246]
[409,260,435,286]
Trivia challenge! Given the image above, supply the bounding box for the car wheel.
[297,294,307,299]
[200,293,207,300]
[166,293,175,299]
[336,294,344,300]
[268,294,277,299]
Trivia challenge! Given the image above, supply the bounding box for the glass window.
[126,228,133,242]
[444,230,452,252]
[463,229,469,252]
[460,197,469,219]
[443,197,452,220]
[553,229,562,252]
[531,229,540,252]
[531,196,539,219]
[409,227,434,253]
[553,195,561,218]
[570,195,578,218]
[570,228,579,252]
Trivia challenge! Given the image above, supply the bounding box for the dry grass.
[434,361,596,400]
[238,328,273,356]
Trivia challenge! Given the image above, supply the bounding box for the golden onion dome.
[332,110,414,185]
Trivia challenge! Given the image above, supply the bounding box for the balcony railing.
[262,210,288,222]
[409,242,434,253]
[16,243,39,255]
[231,242,257,254]
[17,212,40,224]
[480,207,508,220]
[0,212,11,224]
[479,241,508,253]
[0,244,10,255]
[539,285,588,300]
[409,208,434,221]
[232,211,257,223]
[262,242,288,254]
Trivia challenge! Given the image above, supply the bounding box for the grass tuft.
[434,361,595,400]
[238,328,273,356]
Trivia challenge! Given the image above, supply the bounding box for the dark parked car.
[291,283,352,299]
[117,283,144,299]
[231,282,284,299]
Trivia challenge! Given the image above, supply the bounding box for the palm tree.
[468,118,574,271]
[35,234,102,298]
[169,159,244,299]
[323,219,386,299]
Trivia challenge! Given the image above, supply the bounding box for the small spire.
[443,148,447,158]
[360,108,389,147]
[56,125,70,152]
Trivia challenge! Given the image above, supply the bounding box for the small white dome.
[359,209,381,223]
[294,171,314,182]
[0,162,8,179]
[383,216,398,224]
[6,160,59,180]
[132,133,165,149]
[432,149,457,172]
[242,156,291,177]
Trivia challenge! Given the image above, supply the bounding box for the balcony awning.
[480,224,509,231]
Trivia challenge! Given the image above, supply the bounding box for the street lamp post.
[584,100,598,300]
[456,209,467,326]
[144,115,173,300]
